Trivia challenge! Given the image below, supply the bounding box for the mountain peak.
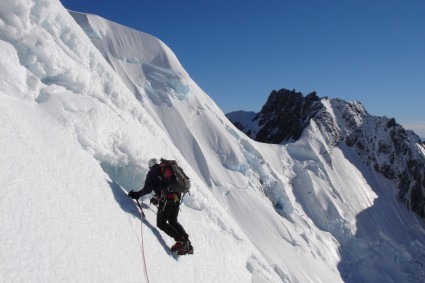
[227,89,425,218]
[228,88,322,143]
[2,1,425,282]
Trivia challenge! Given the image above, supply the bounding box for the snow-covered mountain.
[227,88,425,218]
[1,1,424,282]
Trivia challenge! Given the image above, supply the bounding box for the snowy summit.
[1,1,424,283]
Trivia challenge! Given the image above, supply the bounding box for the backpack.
[159,158,191,193]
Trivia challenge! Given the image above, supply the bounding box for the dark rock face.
[227,89,425,218]
[253,89,322,143]
[346,118,425,218]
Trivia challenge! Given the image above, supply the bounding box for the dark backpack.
[159,158,191,193]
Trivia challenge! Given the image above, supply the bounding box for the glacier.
[1,1,424,282]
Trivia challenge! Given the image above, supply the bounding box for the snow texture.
[1,1,424,282]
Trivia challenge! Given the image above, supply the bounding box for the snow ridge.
[1,1,424,282]
[229,90,425,219]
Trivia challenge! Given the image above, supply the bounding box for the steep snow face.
[0,2,281,282]
[229,90,425,219]
[75,8,425,283]
[69,11,348,283]
[69,11,190,106]
[1,1,345,283]
[229,89,425,281]
[323,98,425,218]
[1,1,425,283]
[290,120,425,282]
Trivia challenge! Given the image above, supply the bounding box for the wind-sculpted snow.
[333,102,425,218]
[0,1,281,282]
[1,0,425,282]
[229,89,425,281]
[68,11,191,108]
[226,127,295,218]
[74,5,425,283]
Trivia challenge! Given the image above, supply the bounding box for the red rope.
[137,200,150,283]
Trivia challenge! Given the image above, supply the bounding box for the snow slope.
[1,1,424,282]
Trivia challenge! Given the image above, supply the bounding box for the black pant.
[157,202,188,241]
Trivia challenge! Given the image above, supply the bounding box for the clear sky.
[60,0,425,137]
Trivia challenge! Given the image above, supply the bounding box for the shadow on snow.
[337,148,425,283]
[107,180,177,259]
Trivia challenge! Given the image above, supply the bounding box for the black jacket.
[135,164,165,198]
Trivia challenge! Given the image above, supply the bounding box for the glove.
[128,190,140,199]
[150,196,159,206]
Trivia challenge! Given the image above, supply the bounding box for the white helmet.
[148,158,158,168]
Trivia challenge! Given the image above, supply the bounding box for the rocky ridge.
[227,89,425,217]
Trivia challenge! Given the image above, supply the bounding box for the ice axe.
[129,190,145,218]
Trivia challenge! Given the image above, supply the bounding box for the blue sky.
[60,0,425,136]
